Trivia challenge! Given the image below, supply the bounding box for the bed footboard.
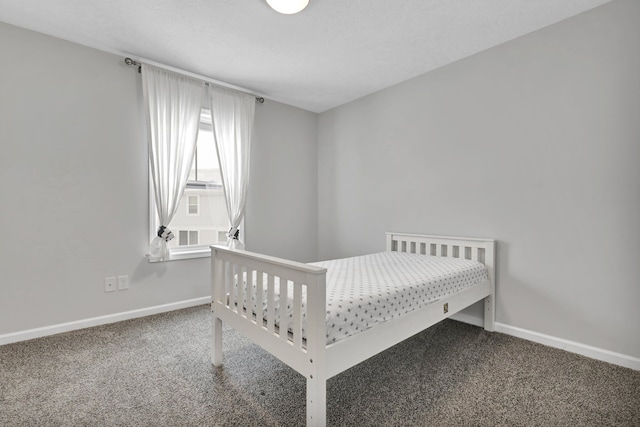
[210,246,328,425]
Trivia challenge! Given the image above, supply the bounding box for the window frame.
[147,108,240,262]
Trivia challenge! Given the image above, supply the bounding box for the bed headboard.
[386,232,495,267]
[386,232,496,332]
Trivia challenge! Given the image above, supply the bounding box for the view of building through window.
[161,110,230,249]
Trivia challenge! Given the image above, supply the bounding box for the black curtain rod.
[124,57,265,104]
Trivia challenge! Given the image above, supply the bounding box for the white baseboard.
[4,300,639,371]
[451,314,640,371]
[0,297,210,346]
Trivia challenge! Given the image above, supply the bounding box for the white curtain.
[142,64,205,260]
[208,86,255,249]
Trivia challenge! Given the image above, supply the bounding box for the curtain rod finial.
[125,57,141,68]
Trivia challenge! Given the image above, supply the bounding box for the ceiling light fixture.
[266,0,309,15]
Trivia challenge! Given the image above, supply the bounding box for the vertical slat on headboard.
[385,233,394,252]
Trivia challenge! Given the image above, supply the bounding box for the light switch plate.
[117,275,129,290]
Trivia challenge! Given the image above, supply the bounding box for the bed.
[210,232,495,426]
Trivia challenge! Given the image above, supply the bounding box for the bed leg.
[307,375,326,426]
[484,295,495,332]
[212,315,223,367]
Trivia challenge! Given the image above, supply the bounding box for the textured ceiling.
[0,0,612,112]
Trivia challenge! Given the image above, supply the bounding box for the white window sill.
[146,246,213,263]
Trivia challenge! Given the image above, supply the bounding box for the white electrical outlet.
[117,275,129,290]
[104,277,117,292]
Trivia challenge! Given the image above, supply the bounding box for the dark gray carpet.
[1,305,638,426]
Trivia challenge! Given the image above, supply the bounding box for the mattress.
[235,252,489,345]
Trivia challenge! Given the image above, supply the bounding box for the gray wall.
[318,0,640,358]
[0,22,318,335]
[247,101,318,262]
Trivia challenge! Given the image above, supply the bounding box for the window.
[149,109,233,260]
[178,230,199,246]
[187,195,199,215]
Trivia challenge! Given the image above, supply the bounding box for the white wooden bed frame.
[211,232,495,426]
